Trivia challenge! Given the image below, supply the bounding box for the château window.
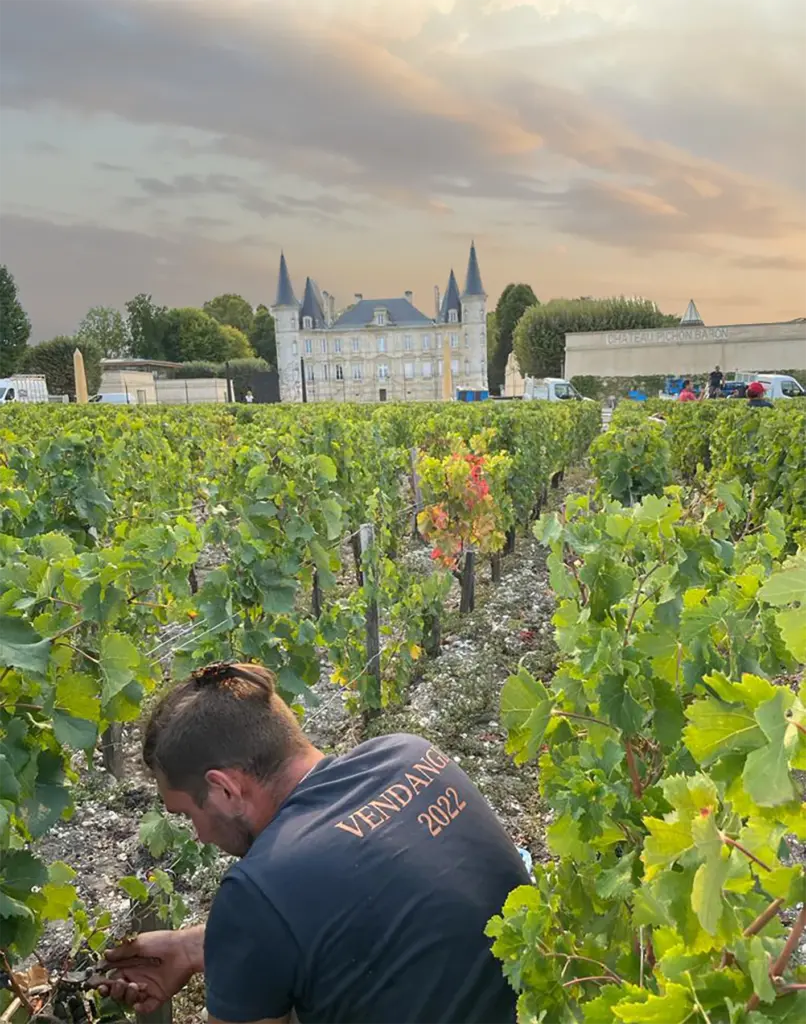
[321,338,327,354]
[377,336,386,353]
[404,362,415,379]
[451,359,459,374]
[464,332,469,347]
[322,364,330,381]
[303,316,313,329]
[335,364,344,381]
[450,333,459,348]
[292,341,298,356]
[375,310,386,326]
[378,364,389,380]
[404,335,413,351]
[304,339,312,355]
[352,337,360,352]
[422,334,431,349]
[306,365,315,382]
[334,338,342,354]
[290,316,297,330]
[352,365,363,380]
[448,309,458,324]
[422,361,432,377]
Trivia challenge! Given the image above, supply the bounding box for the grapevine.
[0,399,600,1014]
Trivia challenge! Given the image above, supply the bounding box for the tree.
[162,308,249,363]
[19,336,102,398]
[126,294,171,360]
[489,283,538,393]
[75,306,130,359]
[486,311,498,367]
[514,296,675,379]
[0,265,32,375]
[203,293,254,335]
[218,324,255,360]
[249,304,276,366]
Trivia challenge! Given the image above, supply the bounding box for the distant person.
[678,380,697,402]
[746,381,773,408]
[708,365,724,398]
[244,389,254,404]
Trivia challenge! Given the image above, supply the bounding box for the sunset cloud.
[0,0,803,339]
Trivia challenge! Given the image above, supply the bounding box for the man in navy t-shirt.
[96,662,529,1023]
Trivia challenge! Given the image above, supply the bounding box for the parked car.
[89,393,137,404]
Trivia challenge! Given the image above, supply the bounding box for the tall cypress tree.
[489,283,538,393]
[0,265,32,375]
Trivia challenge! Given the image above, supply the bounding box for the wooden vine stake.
[460,547,476,614]
[491,552,502,584]
[359,523,381,704]
[132,900,173,1024]
[312,569,323,619]
[410,447,424,540]
[100,724,124,781]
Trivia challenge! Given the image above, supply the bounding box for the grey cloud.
[128,172,353,221]
[0,213,277,340]
[95,161,131,172]
[0,0,541,206]
[26,140,61,155]
[0,0,802,262]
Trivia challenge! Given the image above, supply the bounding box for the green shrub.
[19,336,102,397]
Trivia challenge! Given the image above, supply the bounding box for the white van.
[0,375,49,403]
[522,377,593,402]
[732,373,805,399]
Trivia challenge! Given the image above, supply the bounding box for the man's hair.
[143,662,307,803]
[683,379,691,388]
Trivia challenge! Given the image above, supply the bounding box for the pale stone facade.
[565,314,806,378]
[270,244,488,403]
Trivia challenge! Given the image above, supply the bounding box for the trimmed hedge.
[19,336,102,398]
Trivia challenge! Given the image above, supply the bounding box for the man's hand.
[89,926,204,1014]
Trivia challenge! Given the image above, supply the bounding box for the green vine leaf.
[500,667,554,765]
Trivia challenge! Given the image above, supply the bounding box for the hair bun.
[190,661,275,697]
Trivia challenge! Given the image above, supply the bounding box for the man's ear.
[205,768,244,802]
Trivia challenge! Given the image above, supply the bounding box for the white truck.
[522,377,593,402]
[0,375,49,403]
[732,373,805,399]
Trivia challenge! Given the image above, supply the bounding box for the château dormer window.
[375,309,386,327]
[303,316,313,329]
[448,309,458,324]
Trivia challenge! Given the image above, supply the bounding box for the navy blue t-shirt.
[204,733,529,1023]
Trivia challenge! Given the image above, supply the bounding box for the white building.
[270,243,488,402]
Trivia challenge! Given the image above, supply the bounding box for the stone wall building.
[565,301,806,378]
[270,243,488,402]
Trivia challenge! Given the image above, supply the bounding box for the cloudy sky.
[1,0,804,341]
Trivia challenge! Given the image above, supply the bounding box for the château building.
[270,242,488,402]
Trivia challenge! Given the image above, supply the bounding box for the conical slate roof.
[680,299,703,326]
[439,269,462,323]
[462,241,485,297]
[274,252,297,307]
[299,276,326,328]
